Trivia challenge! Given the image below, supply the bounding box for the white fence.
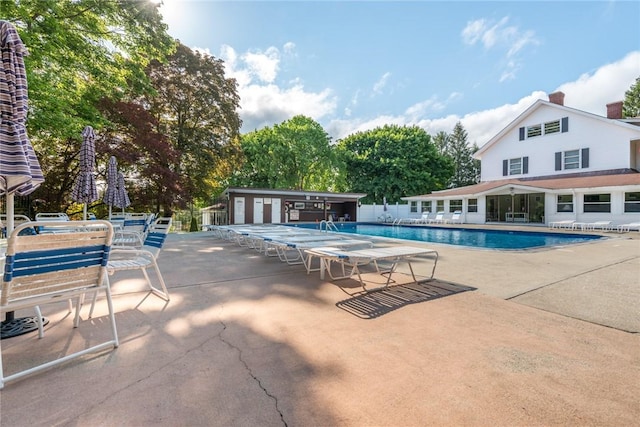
[357,203,411,222]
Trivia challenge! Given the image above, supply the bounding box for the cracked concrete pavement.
[1,228,638,426]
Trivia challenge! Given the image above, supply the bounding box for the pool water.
[289,222,602,250]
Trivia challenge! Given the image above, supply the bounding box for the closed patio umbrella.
[103,156,120,219]
[0,20,45,338]
[0,20,44,233]
[71,126,98,220]
[114,171,131,214]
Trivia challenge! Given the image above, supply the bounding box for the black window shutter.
[555,152,562,170]
[523,156,529,174]
[519,127,525,141]
[581,148,589,168]
[561,117,569,133]
[503,160,508,176]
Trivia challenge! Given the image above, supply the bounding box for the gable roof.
[474,99,640,159]
[403,169,640,200]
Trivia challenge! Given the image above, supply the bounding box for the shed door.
[253,198,264,224]
[271,198,281,223]
[234,197,245,225]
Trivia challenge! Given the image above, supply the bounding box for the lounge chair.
[1,220,118,389]
[617,222,640,233]
[265,235,373,266]
[446,210,462,224]
[102,217,173,303]
[427,211,445,224]
[303,245,439,293]
[549,220,575,229]
[584,221,612,231]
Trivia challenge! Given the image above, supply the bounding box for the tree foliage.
[336,125,453,204]
[231,115,338,191]
[142,43,242,211]
[4,0,175,213]
[445,122,480,188]
[623,76,640,118]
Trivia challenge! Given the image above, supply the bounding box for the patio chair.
[101,217,173,304]
[584,221,612,231]
[617,222,640,233]
[0,220,118,389]
[304,245,439,293]
[427,211,445,224]
[112,218,150,248]
[0,214,31,238]
[446,210,463,224]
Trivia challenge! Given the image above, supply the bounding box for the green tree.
[4,0,175,212]
[336,125,453,204]
[623,76,640,118]
[432,131,450,156]
[231,115,339,191]
[446,122,480,188]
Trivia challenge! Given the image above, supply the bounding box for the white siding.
[481,105,639,182]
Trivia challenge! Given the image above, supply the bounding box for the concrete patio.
[1,228,639,426]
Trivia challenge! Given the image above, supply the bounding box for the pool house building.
[403,92,640,226]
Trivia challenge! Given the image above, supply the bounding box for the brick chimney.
[548,91,565,106]
[606,101,623,119]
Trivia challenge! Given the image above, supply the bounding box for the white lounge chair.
[1,220,118,389]
[584,221,612,231]
[549,220,575,229]
[617,222,640,232]
[103,217,173,303]
[427,211,445,224]
[447,210,463,224]
[304,245,439,293]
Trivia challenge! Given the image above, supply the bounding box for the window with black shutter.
[561,117,569,133]
[555,152,562,170]
[581,148,589,168]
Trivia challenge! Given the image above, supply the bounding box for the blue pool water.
[288,222,602,250]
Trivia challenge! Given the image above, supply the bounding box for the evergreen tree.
[446,122,480,188]
[623,76,640,118]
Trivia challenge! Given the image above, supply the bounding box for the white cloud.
[283,42,296,55]
[326,51,640,146]
[242,46,280,83]
[461,16,539,82]
[218,44,337,132]
[555,51,639,116]
[372,72,392,95]
[213,41,636,150]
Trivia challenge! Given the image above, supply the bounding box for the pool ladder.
[319,220,338,232]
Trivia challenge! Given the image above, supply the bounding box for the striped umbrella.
[71,125,98,220]
[0,21,46,336]
[0,20,44,233]
[114,171,131,214]
[103,156,120,219]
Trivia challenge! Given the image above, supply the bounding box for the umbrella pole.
[109,205,112,220]
[3,195,15,322]
[6,193,15,235]
[1,194,49,333]
[83,204,87,221]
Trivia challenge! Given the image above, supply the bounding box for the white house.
[402,92,640,226]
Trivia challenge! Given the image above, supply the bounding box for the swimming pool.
[288,222,603,250]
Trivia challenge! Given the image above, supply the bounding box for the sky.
[158,0,640,147]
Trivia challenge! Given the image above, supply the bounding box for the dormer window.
[544,120,560,134]
[520,117,568,140]
[527,125,542,138]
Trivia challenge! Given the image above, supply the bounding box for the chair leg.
[143,261,170,301]
[34,306,44,339]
